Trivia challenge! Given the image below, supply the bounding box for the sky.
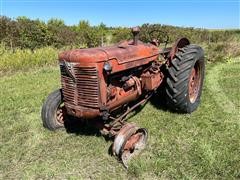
[0,0,239,29]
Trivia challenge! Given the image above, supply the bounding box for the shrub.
[0,45,58,72]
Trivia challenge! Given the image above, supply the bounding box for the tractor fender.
[169,37,190,60]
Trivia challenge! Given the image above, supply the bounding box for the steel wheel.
[112,123,148,168]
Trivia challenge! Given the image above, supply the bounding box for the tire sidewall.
[41,89,65,130]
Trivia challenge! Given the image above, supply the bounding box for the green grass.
[0,59,239,179]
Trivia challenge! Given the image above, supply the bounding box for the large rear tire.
[41,89,65,130]
[165,44,205,113]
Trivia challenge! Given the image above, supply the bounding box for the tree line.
[0,16,239,51]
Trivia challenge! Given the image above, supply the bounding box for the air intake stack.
[132,26,140,45]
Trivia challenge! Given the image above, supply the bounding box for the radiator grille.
[60,64,99,108]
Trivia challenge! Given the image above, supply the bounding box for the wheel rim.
[55,103,66,125]
[121,128,148,168]
[188,61,201,103]
[112,123,148,168]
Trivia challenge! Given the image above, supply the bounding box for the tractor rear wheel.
[41,89,66,130]
[165,44,205,113]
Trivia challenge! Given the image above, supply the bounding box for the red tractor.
[41,27,205,167]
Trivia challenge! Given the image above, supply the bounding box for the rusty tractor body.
[42,27,205,167]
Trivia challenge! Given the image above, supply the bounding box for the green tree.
[47,18,76,48]
[0,16,20,49]
[17,17,49,50]
[111,27,131,43]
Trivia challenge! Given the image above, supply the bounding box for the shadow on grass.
[149,87,190,114]
[64,116,102,137]
[149,88,169,112]
[64,116,115,156]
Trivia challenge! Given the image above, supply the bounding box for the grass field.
[0,58,239,179]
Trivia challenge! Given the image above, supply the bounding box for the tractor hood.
[58,40,159,64]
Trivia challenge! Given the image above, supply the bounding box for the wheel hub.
[189,63,201,103]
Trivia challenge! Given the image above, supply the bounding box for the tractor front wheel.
[112,123,148,168]
[165,44,205,113]
[41,89,66,130]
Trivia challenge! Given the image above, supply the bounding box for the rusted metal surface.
[58,26,190,129]
[59,41,159,74]
[60,64,99,108]
[64,103,101,119]
[141,71,163,91]
[123,133,142,151]
[169,37,190,60]
[189,62,201,103]
[99,92,153,137]
[58,27,162,120]
[112,123,148,168]
[112,123,137,156]
[60,62,101,119]
[56,104,66,125]
[59,52,156,120]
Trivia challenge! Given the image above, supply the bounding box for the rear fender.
[169,37,190,60]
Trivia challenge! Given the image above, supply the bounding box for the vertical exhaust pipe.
[132,27,140,45]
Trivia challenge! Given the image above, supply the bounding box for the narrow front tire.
[41,89,66,130]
